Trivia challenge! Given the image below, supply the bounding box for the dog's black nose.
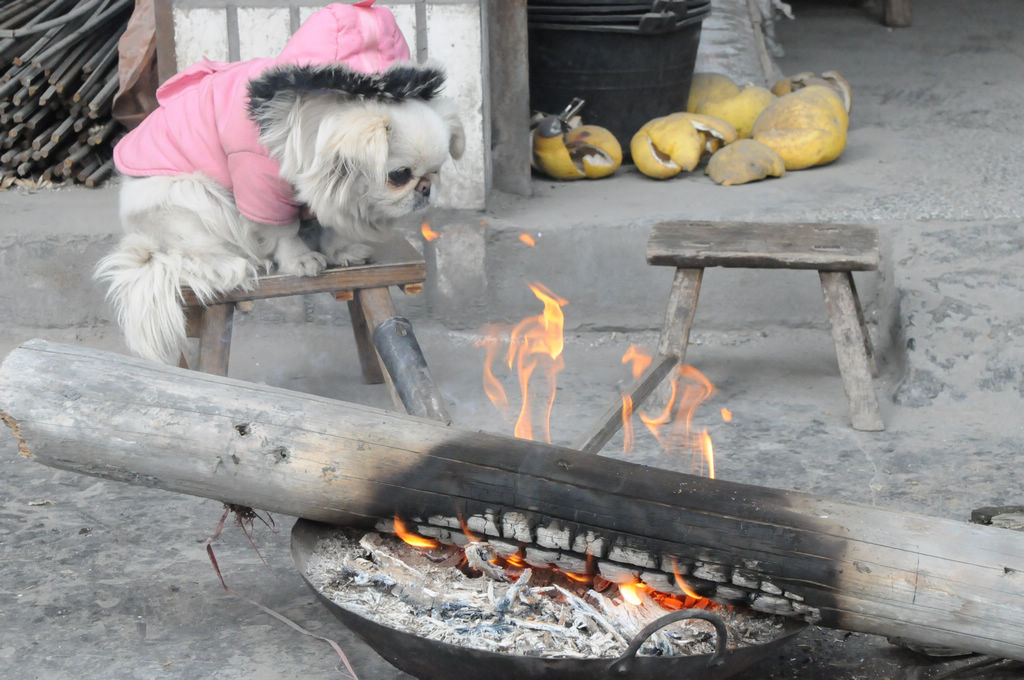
[415,177,431,196]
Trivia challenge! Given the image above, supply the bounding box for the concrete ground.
[3,0,1024,678]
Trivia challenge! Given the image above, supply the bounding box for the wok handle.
[608,609,729,675]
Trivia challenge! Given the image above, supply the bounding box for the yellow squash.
[706,139,786,185]
[532,117,622,180]
[695,85,776,138]
[750,85,849,170]
[630,113,705,179]
[687,72,741,112]
[564,125,622,179]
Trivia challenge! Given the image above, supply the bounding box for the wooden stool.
[645,220,883,432]
[179,236,449,422]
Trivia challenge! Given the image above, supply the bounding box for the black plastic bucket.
[527,0,711,158]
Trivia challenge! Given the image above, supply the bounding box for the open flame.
[479,282,568,443]
[621,394,635,453]
[620,345,654,453]
[468,289,733,614]
[393,515,440,549]
[617,348,724,479]
[619,580,644,606]
[505,551,528,568]
[563,570,592,584]
[475,326,510,419]
[421,222,440,242]
[519,233,536,247]
[672,558,719,610]
[622,345,653,377]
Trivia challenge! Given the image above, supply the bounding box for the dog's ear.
[318,107,391,184]
[430,97,465,160]
[249,90,307,166]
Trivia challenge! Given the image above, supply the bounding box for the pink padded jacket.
[113,1,410,225]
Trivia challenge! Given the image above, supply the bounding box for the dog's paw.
[324,242,374,267]
[276,250,327,277]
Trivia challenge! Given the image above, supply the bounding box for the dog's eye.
[387,168,413,186]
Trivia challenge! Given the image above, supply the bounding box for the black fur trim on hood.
[247,62,446,131]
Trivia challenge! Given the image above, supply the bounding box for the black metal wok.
[292,519,806,680]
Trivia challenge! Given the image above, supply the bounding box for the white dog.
[96,61,463,365]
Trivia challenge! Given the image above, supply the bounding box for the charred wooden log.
[0,0,129,186]
[2,339,1024,661]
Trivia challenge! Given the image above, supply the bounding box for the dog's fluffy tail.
[96,233,255,365]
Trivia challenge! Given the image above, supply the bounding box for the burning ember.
[305,526,787,660]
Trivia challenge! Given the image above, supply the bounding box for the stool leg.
[353,288,403,411]
[819,271,884,431]
[346,294,386,385]
[356,286,451,423]
[196,302,234,376]
[179,306,202,369]
[846,271,878,377]
[657,268,704,361]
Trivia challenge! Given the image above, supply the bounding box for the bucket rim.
[527,10,708,34]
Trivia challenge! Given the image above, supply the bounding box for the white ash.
[304,528,787,659]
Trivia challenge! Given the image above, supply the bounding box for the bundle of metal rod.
[0,0,131,186]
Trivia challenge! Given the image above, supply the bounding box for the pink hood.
[113,1,411,226]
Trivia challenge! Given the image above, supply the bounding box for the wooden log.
[0,0,37,27]
[73,156,99,183]
[83,157,113,187]
[46,28,98,86]
[2,339,1024,660]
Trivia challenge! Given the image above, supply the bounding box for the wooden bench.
[646,220,883,432]
[179,236,450,422]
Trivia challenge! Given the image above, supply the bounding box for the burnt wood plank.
[647,221,880,271]
[3,340,1024,660]
[180,237,426,307]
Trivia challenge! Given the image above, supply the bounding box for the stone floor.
[2,1,1024,678]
